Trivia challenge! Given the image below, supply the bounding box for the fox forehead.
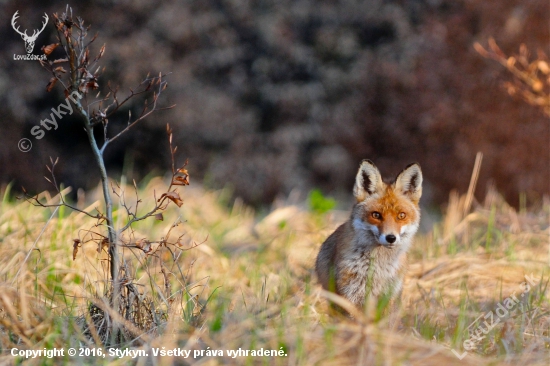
[358,186,419,218]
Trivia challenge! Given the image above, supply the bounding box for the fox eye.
[397,212,406,220]
[371,212,382,219]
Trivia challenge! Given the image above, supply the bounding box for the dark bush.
[1,0,548,207]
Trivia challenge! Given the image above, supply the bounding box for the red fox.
[315,160,422,310]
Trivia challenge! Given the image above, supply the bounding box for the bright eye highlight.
[371,212,382,219]
[398,212,406,220]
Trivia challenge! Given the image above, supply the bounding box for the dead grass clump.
[78,285,166,347]
[0,285,56,348]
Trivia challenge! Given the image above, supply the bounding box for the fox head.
[352,160,422,249]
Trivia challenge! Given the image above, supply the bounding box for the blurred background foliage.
[1,0,548,208]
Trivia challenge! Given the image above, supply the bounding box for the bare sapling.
[21,6,193,345]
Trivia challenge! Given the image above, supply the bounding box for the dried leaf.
[54,66,67,73]
[154,213,164,221]
[135,238,152,253]
[46,77,57,92]
[532,80,543,92]
[536,61,549,74]
[97,238,108,253]
[81,49,89,64]
[53,58,68,64]
[72,239,80,261]
[488,37,504,57]
[97,44,105,59]
[473,42,488,58]
[534,96,546,105]
[172,175,189,186]
[42,43,59,55]
[158,191,183,207]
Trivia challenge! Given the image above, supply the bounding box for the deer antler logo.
[11,11,48,54]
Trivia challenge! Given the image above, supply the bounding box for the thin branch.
[101,75,174,151]
[117,128,188,233]
[23,157,106,221]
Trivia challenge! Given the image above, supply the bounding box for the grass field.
[0,177,548,365]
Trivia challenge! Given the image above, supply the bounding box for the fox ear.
[394,163,423,202]
[353,160,383,201]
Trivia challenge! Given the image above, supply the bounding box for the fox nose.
[386,234,396,244]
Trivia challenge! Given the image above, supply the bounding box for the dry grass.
[0,177,548,365]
